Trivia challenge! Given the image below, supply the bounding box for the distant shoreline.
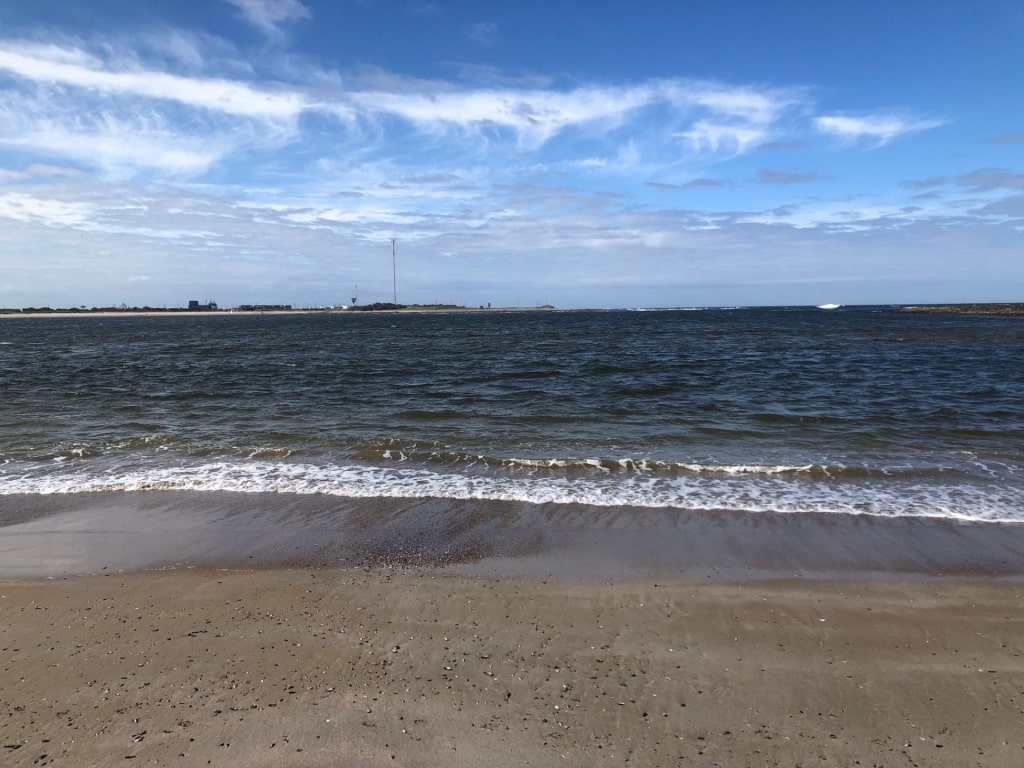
[0,306,557,319]
[899,303,1024,316]
[3,302,1022,319]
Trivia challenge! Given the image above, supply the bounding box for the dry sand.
[2,567,1023,767]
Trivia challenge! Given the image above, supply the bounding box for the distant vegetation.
[348,303,478,311]
[348,302,407,311]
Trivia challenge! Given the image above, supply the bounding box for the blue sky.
[0,0,1021,309]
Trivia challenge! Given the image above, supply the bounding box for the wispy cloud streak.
[0,44,307,118]
[223,0,312,36]
[0,36,819,178]
[815,114,942,145]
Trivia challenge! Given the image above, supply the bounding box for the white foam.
[1,459,1022,524]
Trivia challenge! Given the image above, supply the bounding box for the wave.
[1,437,996,483]
[1,457,1021,524]
[357,448,971,482]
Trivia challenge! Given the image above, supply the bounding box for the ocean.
[1,306,1022,527]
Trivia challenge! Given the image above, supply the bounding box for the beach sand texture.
[2,568,1023,767]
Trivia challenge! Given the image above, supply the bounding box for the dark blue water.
[1,307,1022,521]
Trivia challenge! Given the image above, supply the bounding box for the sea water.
[1,307,1022,523]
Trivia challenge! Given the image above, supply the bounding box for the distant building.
[187,299,218,311]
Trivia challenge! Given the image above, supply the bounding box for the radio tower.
[391,238,397,306]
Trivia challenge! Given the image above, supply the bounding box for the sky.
[0,0,1022,309]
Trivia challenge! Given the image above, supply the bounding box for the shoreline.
[4,494,1024,765]
[3,302,1023,319]
[3,491,1024,581]
[899,303,1024,316]
[0,306,557,319]
[2,567,1022,766]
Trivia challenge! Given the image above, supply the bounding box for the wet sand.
[4,491,1024,580]
[2,493,1024,766]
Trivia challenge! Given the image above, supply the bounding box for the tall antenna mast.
[391,238,397,306]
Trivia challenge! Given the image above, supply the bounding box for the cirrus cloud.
[0,35,815,178]
[815,113,943,145]
[223,0,312,36]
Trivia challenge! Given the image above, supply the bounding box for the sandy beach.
[1,568,1022,767]
[2,491,1024,766]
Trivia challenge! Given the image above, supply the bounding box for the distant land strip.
[0,303,557,317]
[899,303,1024,316]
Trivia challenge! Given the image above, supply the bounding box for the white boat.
[816,303,841,310]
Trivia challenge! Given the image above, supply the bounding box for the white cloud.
[676,82,801,124]
[25,163,83,178]
[3,23,996,308]
[677,121,766,155]
[0,44,307,118]
[0,163,82,181]
[223,0,312,35]
[347,85,648,149]
[466,22,498,47]
[814,114,942,145]
[347,80,803,158]
[0,94,233,176]
[0,38,313,177]
[0,34,819,182]
[659,81,805,158]
[0,193,93,226]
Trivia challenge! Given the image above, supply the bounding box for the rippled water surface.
[1,307,1022,521]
